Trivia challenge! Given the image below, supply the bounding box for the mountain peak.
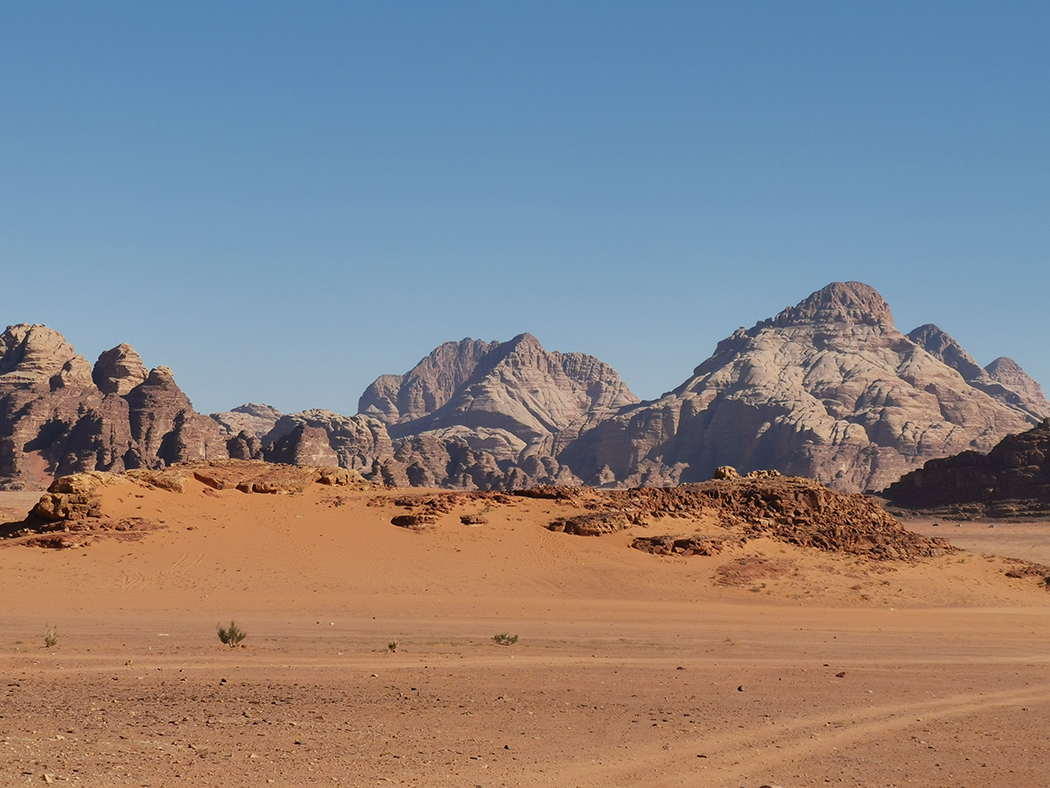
[772,282,894,328]
[93,344,148,396]
[907,324,984,381]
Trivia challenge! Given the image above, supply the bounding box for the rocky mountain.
[0,324,228,490]
[359,338,495,425]
[361,333,638,438]
[985,356,1050,416]
[270,333,637,488]
[882,418,1050,516]
[907,324,1050,419]
[556,282,1046,492]
[4,283,1046,493]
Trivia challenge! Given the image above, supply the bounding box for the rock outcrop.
[92,344,148,396]
[122,366,228,469]
[211,403,283,461]
[882,419,1050,515]
[263,409,394,473]
[210,403,283,440]
[607,474,952,560]
[0,324,228,489]
[908,324,1049,420]
[273,333,636,489]
[557,283,1044,492]
[0,325,101,488]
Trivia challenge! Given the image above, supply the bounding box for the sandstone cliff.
[5,283,1046,494]
[0,324,228,489]
[275,333,636,489]
[882,419,1050,515]
[907,324,1050,420]
[557,283,1043,492]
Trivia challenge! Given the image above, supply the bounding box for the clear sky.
[2,2,1048,415]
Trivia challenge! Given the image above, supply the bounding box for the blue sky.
[2,2,1048,414]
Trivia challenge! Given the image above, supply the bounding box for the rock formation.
[985,357,1050,417]
[92,344,148,396]
[611,474,953,561]
[556,283,1045,492]
[362,333,637,440]
[0,324,228,489]
[272,333,636,489]
[907,324,1049,420]
[359,338,496,425]
[4,283,1047,493]
[210,403,283,440]
[882,419,1050,515]
[211,403,283,461]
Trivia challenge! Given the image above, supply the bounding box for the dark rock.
[92,344,148,396]
[882,419,1050,514]
[547,512,629,536]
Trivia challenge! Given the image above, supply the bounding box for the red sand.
[1,481,1048,786]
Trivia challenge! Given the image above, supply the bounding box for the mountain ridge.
[2,282,1046,492]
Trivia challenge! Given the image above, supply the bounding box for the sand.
[1,480,1049,786]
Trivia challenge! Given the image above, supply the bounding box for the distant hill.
[555,282,1047,492]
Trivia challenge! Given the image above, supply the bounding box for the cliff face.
[882,419,1050,513]
[0,324,227,489]
[556,283,1044,492]
[270,333,637,489]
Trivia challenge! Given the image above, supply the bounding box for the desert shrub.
[43,625,58,648]
[388,640,398,652]
[217,620,247,647]
[492,632,518,646]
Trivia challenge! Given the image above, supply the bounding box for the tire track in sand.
[557,681,1050,787]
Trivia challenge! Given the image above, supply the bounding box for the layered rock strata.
[271,333,636,489]
[556,283,1045,492]
[882,419,1050,516]
[0,324,227,489]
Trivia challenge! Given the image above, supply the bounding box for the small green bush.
[492,632,518,646]
[217,620,247,647]
[43,625,58,649]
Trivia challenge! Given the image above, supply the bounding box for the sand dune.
[1,476,1049,786]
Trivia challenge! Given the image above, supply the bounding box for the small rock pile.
[547,512,629,536]
[130,459,368,494]
[558,472,951,561]
[1,471,159,547]
[388,490,514,530]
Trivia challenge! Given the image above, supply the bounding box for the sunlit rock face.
[0,324,227,489]
[557,282,1044,492]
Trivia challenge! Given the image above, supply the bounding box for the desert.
[7,7,1050,786]
[2,462,1049,786]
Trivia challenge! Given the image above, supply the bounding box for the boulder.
[92,344,148,396]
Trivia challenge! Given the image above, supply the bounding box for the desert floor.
[1,480,1049,787]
